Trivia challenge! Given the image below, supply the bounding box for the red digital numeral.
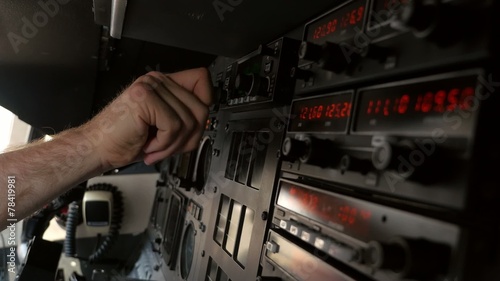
[459,87,475,110]
[357,6,365,21]
[398,94,409,114]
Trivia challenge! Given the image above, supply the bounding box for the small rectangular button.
[314,237,326,250]
[276,209,285,217]
[301,231,311,242]
[266,241,280,253]
[290,225,301,236]
[264,61,273,74]
[279,220,288,230]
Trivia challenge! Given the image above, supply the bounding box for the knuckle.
[140,73,163,89]
[195,67,210,79]
[184,119,196,132]
[169,117,182,133]
[127,82,154,99]
[146,71,164,78]
[136,75,152,84]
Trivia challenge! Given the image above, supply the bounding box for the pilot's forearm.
[0,125,106,230]
[0,68,212,231]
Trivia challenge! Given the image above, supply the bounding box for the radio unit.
[263,179,460,281]
[294,0,493,94]
[215,37,301,110]
[282,69,483,211]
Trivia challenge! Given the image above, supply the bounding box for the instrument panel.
[135,0,500,280]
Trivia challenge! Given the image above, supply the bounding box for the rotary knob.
[371,140,443,183]
[290,67,314,82]
[339,155,372,174]
[235,73,255,94]
[282,136,341,168]
[391,0,439,39]
[282,137,309,162]
[235,73,270,97]
[299,41,360,74]
[371,141,409,171]
[367,240,406,272]
[298,41,323,61]
[367,238,450,279]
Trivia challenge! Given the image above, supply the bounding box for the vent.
[206,257,232,281]
[213,194,255,268]
[225,131,270,189]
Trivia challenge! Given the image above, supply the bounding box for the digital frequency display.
[354,75,479,134]
[277,181,372,241]
[289,92,353,132]
[305,0,367,44]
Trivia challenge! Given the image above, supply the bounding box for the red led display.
[354,75,479,133]
[364,87,475,117]
[288,185,320,211]
[306,0,367,44]
[311,6,365,41]
[298,102,352,121]
[290,92,353,133]
[277,182,373,240]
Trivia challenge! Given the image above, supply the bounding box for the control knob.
[389,0,470,47]
[282,137,308,162]
[235,73,270,97]
[371,139,443,183]
[371,141,413,171]
[282,136,341,168]
[299,41,360,74]
[391,0,439,39]
[340,155,372,174]
[366,237,450,279]
[290,67,313,82]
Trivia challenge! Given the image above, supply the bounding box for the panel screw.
[261,211,268,221]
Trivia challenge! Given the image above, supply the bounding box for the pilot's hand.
[86,68,213,169]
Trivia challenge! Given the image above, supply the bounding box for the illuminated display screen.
[277,181,372,240]
[353,75,479,134]
[305,0,367,44]
[289,92,353,132]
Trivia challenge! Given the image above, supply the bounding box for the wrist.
[56,124,111,175]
